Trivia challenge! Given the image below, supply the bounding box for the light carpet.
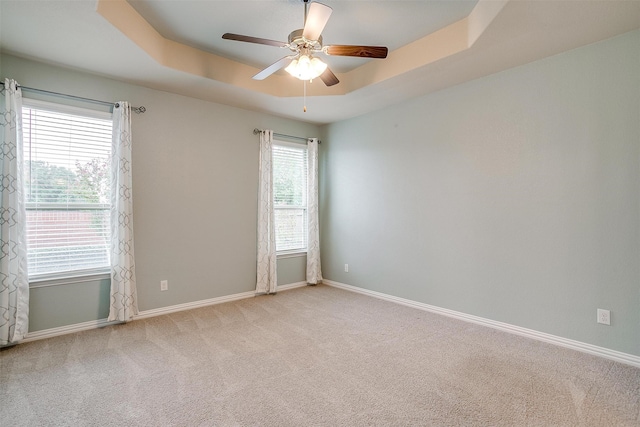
[1,284,639,426]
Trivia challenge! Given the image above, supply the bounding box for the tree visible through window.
[23,101,113,278]
[273,142,307,253]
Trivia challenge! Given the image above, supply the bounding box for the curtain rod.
[253,128,321,144]
[0,81,146,114]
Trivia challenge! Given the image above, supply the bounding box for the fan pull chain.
[303,80,307,112]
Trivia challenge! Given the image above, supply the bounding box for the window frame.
[272,139,308,258]
[22,98,114,284]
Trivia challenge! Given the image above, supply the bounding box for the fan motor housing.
[288,29,323,52]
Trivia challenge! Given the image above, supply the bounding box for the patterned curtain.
[306,138,322,284]
[108,102,138,322]
[0,79,29,344]
[256,130,277,294]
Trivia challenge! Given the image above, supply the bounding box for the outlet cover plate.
[597,309,610,325]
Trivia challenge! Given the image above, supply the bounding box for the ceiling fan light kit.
[285,54,327,81]
[222,0,388,88]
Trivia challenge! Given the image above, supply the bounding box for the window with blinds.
[273,142,308,253]
[22,101,113,279]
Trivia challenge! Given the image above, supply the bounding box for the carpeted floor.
[1,284,639,426]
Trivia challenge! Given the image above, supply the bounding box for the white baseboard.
[277,281,308,291]
[324,280,640,368]
[27,279,633,368]
[21,318,120,343]
[134,290,255,320]
[20,282,310,343]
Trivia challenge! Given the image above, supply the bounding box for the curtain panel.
[306,138,322,284]
[0,79,29,344]
[108,102,138,322]
[256,130,277,294]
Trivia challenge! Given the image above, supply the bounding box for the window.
[273,142,308,253]
[22,100,113,280]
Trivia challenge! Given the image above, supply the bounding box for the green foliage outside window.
[25,159,109,204]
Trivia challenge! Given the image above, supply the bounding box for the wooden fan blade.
[302,2,332,41]
[325,45,388,59]
[253,57,292,80]
[319,67,339,87]
[222,33,287,48]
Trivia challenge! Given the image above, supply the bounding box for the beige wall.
[1,54,318,331]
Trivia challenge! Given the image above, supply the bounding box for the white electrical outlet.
[597,309,610,325]
[160,280,168,291]
[344,264,349,273]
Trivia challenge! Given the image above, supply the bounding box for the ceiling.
[126,0,478,74]
[1,0,639,125]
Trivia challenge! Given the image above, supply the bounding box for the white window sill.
[29,270,111,288]
[277,251,307,259]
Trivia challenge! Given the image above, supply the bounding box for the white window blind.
[22,101,113,278]
[273,142,308,253]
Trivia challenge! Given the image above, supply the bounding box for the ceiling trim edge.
[96,0,509,98]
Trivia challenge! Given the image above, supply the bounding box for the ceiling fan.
[222,0,388,87]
